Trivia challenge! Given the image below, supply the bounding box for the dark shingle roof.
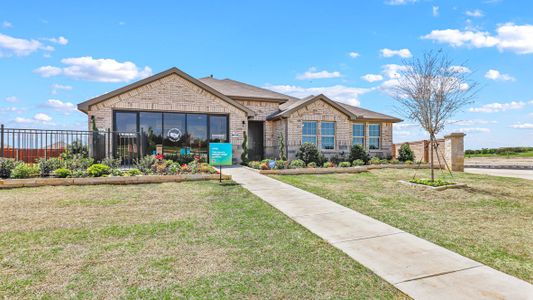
[198,77,293,102]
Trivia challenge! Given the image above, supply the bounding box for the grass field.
[0,182,406,299]
[272,169,533,283]
[465,150,533,158]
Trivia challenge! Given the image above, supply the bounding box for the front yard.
[0,182,406,299]
[272,169,533,283]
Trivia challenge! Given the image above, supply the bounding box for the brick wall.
[87,73,248,162]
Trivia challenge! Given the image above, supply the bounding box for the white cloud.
[395,130,413,136]
[422,23,533,54]
[432,6,439,17]
[449,65,471,73]
[0,33,53,57]
[465,9,484,17]
[457,127,490,133]
[2,21,12,28]
[46,99,76,113]
[361,74,384,83]
[51,84,73,94]
[394,123,419,129]
[385,0,416,5]
[469,101,525,113]
[14,117,33,124]
[43,36,68,45]
[296,67,342,80]
[33,56,153,82]
[16,113,53,124]
[380,48,412,58]
[34,113,52,122]
[447,119,497,126]
[348,52,360,58]
[0,106,25,114]
[510,123,533,129]
[265,84,371,107]
[484,69,515,81]
[382,64,409,79]
[4,96,19,103]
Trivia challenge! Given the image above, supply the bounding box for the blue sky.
[1,0,532,149]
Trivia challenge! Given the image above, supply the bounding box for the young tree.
[391,50,478,181]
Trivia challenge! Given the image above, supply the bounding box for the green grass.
[271,169,533,283]
[0,182,406,299]
[465,150,533,158]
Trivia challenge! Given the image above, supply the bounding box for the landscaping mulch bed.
[398,180,467,191]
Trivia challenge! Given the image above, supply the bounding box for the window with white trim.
[369,124,380,149]
[352,124,365,146]
[321,122,335,150]
[302,121,317,145]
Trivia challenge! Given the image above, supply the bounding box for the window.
[140,112,163,155]
[321,122,335,150]
[369,124,380,149]
[352,124,365,146]
[209,115,228,142]
[187,114,208,156]
[163,113,186,155]
[302,121,317,145]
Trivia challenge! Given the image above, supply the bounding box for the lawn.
[272,169,533,283]
[0,182,406,299]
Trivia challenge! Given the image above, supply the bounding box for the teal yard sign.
[209,143,232,166]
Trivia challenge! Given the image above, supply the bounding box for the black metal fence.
[0,125,144,167]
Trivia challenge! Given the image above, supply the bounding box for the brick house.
[78,67,402,163]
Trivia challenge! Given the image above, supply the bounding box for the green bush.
[323,161,335,168]
[349,145,369,164]
[70,170,88,178]
[135,155,157,174]
[111,168,124,176]
[369,157,381,165]
[380,159,390,164]
[54,168,71,178]
[338,161,351,167]
[247,161,261,169]
[390,158,400,164]
[296,143,322,165]
[163,153,195,165]
[11,163,39,179]
[37,157,63,176]
[398,143,415,162]
[126,168,142,176]
[352,159,365,166]
[404,160,413,165]
[289,159,305,169]
[64,157,94,171]
[274,160,288,169]
[100,157,121,169]
[410,178,454,187]
[86,164,111,177]
[307,162,317,168]
[0,158,18,178]
[329,153,347,165]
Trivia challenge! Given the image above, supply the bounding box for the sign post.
[209,143,233,182]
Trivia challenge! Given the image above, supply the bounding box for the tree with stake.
[391,50,478,181]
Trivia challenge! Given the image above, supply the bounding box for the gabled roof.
[77,67,255,116]
[268,94,359,120]
[198,77,293,102]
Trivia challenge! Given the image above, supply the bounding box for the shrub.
[0,158,18,178]
[274,160,288,170]
[380,159,390,164]
[398,143,415,162]
[390,158,400,164]
[352,159,365,166]
[135,155,157,174]
[163,153,195,165]
[126,168,142,176]
[338,161,351,168]
[247,161,261,169]
[100,157,121,169]
[70,170,88,178]
[111,168,124,176]
[296,143,322,165]
[349,145,369,164]
[241,131,249,165]
[323,161,335,168]
[11,163,39,179]
[151,160,169,175]
[64,157,94,171]
[37,157,63,177]
[278,133,287,161]
[307,162,317,168]
[369,156,381,165]
[329,153,347,165]
[289,159,305,169]
[54,168,71,178]
[260,162,269,170]
[404,160,414,165]
[86,164,111,177]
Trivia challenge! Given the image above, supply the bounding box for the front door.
[248,121,264,161]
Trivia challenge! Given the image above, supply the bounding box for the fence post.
[107,128,111,159]
[0,124,4,158]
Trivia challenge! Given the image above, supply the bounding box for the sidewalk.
[222,166,533,299]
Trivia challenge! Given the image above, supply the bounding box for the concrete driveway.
[465,168,533,180]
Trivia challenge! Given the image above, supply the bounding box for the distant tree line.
[465,147,533,155]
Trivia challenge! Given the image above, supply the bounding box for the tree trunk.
[429,135,435,181]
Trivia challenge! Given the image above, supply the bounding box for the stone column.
[444,132,465,172]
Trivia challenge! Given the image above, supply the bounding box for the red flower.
[155,154,164,160]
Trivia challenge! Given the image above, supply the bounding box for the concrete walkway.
[222,166,533,299]
[465,168,533,180]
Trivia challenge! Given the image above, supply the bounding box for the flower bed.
[398,179,467,191]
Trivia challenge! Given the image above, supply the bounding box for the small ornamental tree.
[296,143,321,165]
[240,131,249,165]
[278,133,287,161]
[392,50,478,181]
[349,144,369,164]
[398,143,415,162]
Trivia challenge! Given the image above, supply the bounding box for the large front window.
[352,124,365,146]
[321,122,335,150]
[302,121,317,145]
[369,124,380,149]
[113,111,228,157]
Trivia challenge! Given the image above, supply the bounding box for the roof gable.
[77,67,255,116]
[268,94,358,120]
